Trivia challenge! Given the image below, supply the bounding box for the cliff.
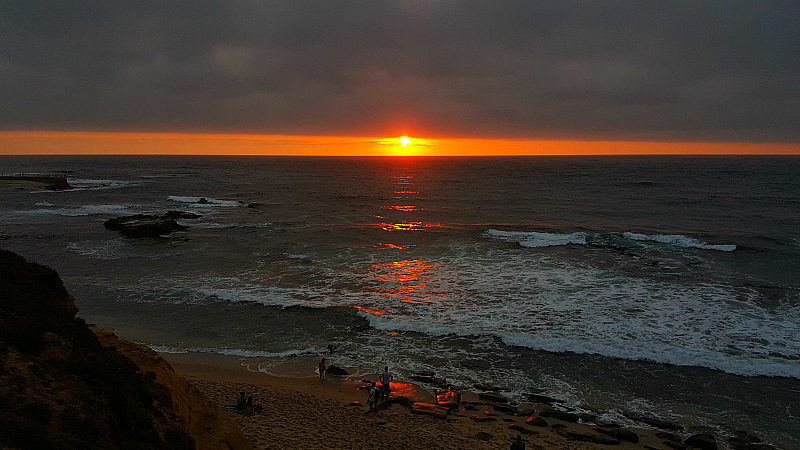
[0,249,251,450]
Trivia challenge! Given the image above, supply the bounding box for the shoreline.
[159,350,713,450]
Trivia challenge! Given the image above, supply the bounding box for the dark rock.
[663,441,687,450]
[525,416,548,427]
[508,424,532,434]
[325,365,349,375]
[435,389,458,408]
[478,392,508,403]
[684,433,717,450]
[164,210,201,219]
[394,395,414,408]
[476,432,493,441]
[411,402,448,419]
[459,392,481,404]
[491,403,518,414]
[409,375,436,383]
[539,409,580,423]
[104,214,188,238]
[502,417,516,422]
[623,412,684,431]
[526,393,559,404]
[555,428,620,445]
[578,413,597,423]
[596,426,639,443]
[656,432,683,442]
[415,370,436,377]
[470,415,497,422]
[551,424,566,429]
[474,384,501,391]
[347,401,362,407]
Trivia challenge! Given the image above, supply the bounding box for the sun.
[398,136,412,147]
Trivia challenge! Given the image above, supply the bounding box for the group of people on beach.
[365,366,393,413]
[318,358,394,414]
[235,392,261,416]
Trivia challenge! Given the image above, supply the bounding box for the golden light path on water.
[354,165,442,321]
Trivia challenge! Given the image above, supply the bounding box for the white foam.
[66,179,141,191]
[343,254,800,379]
[168,195,251,208]
[484,229,587,247]
[25,204,129,217]
[35,201,53,207]
[148,344,324,358]
[624,232,736,251]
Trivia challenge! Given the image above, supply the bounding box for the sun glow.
[398,136,412,147]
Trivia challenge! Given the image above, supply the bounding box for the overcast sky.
[1,1,799,142]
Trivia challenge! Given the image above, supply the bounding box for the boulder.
[470,415,497,422]
[104,214,189,238]
[415,370,436,377]
[596,426,639,443]
[411,402,448,419]
[491,403,518,414]
[685,433,717,450]
[476,432,493,441]
[555,428,620,445]
[623,412,684,431]
[525,416,549,427]
[656,432,682,442]
[539,409,580,423]
[347,401,362,407]
[508,424,532,434]
[409,375,435,383]
[325,365,349,375]
[435,389,459,408]
[474,384,501,391]
[526,393,559,404]
[459,392,481,404]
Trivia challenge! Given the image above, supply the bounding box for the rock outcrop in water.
[104,211,199,238]
[0,249,250,450]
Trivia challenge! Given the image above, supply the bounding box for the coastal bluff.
[0,249,251,450]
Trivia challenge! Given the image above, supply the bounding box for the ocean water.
[1,155,799,447]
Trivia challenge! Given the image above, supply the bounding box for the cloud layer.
[2,1,798,141]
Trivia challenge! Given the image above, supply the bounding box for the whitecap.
[168,195,251,208]
[624,232,736,251]
[483,229,587,247]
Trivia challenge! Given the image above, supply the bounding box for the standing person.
[379,366,393,398]
[236,392,246,412]
[319,358,327,382]
[366,382,379,413]
[510,434,525,450]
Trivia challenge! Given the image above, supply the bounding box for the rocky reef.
[0,249,250,450]
[104,211,200,238]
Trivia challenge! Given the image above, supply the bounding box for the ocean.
[1,155,799,448]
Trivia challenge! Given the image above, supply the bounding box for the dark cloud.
[1,1,798,141]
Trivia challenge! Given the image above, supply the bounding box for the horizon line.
[1,131,799,156]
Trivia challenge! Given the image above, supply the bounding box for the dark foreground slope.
[0,250,250,450]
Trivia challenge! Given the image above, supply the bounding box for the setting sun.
[399,136,412,147]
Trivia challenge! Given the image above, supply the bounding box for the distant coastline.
[0,174,70,190]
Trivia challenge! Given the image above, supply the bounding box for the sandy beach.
[160,352,685,450]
